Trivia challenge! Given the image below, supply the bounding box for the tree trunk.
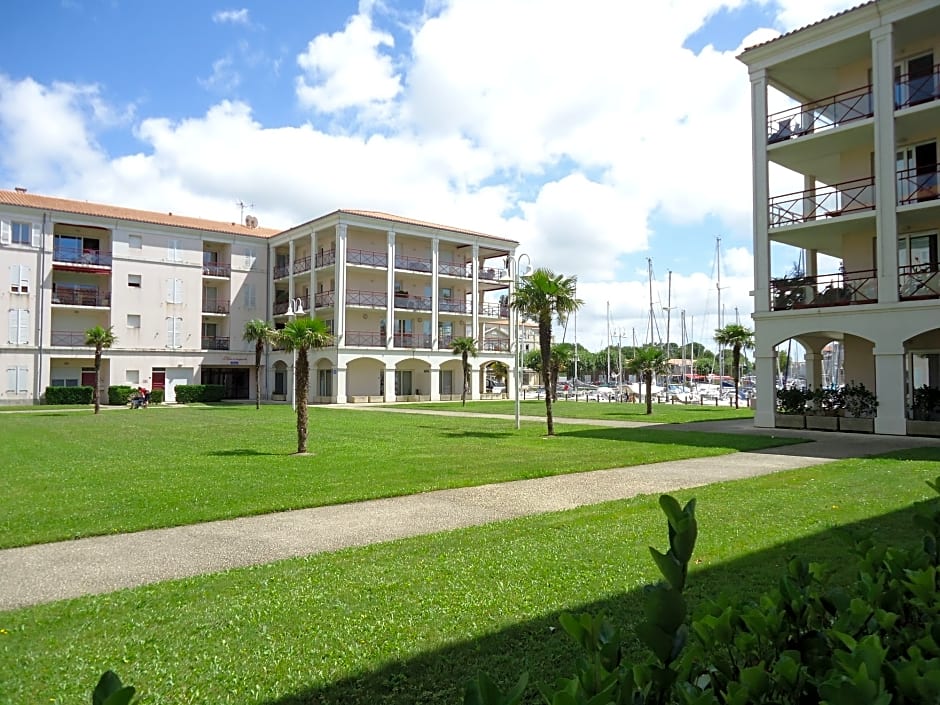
[296,348,310,453]
[93,348,102,414]
[540,315,554,435]
[645,371,653,415]
[254,342,263,410]
[461,352,468,406]
[732,346,740,409]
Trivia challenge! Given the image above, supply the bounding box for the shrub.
[809,386,843,416]
[843,380,878,418]
[776,386,810,414]
[149,388,164,405]
[44,386,93,405]
[108,386,135,406]
[911,385,940,421]
[173,384,224,404]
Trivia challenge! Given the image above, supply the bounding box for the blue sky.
[0,0,856,351]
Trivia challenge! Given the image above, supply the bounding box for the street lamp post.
[286,297,304,411]
[506,253,531,430]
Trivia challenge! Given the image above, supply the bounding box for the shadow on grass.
[555,426,803,453]
[206,449,278,457]
[440,430,515,439]
[259,499,937,705]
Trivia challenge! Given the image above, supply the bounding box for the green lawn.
[2,451,938,703]
[396,399,755,423]
[0,405,793,548]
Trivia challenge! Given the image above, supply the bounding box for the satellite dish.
[245,215,259,228]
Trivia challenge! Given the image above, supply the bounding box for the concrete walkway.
[3,413,938,611]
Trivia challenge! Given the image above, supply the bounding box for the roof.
[740,1,875,54]
[0,189,281,238]
[334,208,517,244]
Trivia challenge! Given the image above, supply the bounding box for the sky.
[0,0,860,356]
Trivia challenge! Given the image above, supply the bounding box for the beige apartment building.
[739,0,940,434]
[1,189,518,405]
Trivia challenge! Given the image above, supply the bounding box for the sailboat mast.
[716,236,723,384]
[606,301,611,382]
[665,269,672,357]
[647,258,654,346]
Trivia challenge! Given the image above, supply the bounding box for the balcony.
[479,301,509,317]
[767,84,872,144]
[393,293,432,311]
[897,164,938,206]
[347,248,388,267]
[316,249,336,267]
[50,330,88,346]
[346,331,385,347]
[202,262,231,277]
[394,254,432,273]
[315,290,335,308]
[273,263,291,280]
[202,336,230,351]
[439,299,471,314]
[769,176,875,227]
[202,300,230,315]
[348,289,388,307]
[294,256,311,275]
[770,268,877,311]
[895,64,940,110]
[482,338,510,352]
[479,267,509,281]
[52,247,112,268]
[438,262,471,278]
[900,264,940,300]
[393,333,432,348]
[273,295,311,316]
[52,284,110,307]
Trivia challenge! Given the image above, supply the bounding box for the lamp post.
[506,252,531,430]
[286,297,304,411]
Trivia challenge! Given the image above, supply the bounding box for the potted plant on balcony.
[804,386,841,431]
[839,380,877,433]
[775,386,810,429]
[908,385,940,436]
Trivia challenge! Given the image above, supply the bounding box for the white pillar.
[750,68,771,314]
[469,362,479,400]
[805,351,823,390]
[386,231,396,348]
[429,367,440,401]
[287,239,296,303]
[874,346,906,435]
[384,366,396,402]
[335,366,347,404]
[754,347,777,428]
[431,237,440,349]
[871,25,898,304]
[309,230,317,315]
[335,224,348,345]
[471,243,480,341]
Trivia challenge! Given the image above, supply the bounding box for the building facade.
[1,190,518,405]
[739,0,940,434]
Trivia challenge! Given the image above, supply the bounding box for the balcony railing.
[482,338,510,352]
[293,256,311,275]
[346,331,385,347]
[53,247,112,267]
[316,249,336,267]
[479,267,509,281]
[202,336,230,350]
[202,300,230,314]
[767,84,872,144]
[394,333,432,348]
[273,263,291,279]
[478,301,509,317]
[50,330,87,346]
[52,285,110,307]
[394,293,432,311]
[202,262,231,277]
[348,289,388,307]
[439,299,471,314]
[439,334,455,349]
[895,63,940,109]
[438,262,470,278]
[900,263,940,300]
[769,176,875,226]
[315,290,335,308]
[770,268,877,310]
[897,164,939,205]
[347,248,388,267]
[394,254,432,273]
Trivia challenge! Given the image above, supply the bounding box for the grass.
[0,405,794,548]
[396,399,755,423]
[2,450,939,703]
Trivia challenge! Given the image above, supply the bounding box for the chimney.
[14,187,27,193]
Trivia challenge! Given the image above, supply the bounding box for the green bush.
[911,385,940,421]
[44,386,93,405]
[173,384,224,404]
[776,386,810,414]
[108,386,134,406]
[468,480,940,704]
[149,388,164,405]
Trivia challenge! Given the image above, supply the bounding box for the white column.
[754,345,777,427]
[471,244,480,341]
[805,351,823,391]
[874,345,906,435]
[431,237,440,349]
[429,366,440,401]
[384,366,396,402]
[335,224,348,345]
[335,365,347,404]
[871,24,898,304]
[309,230,317,315]
[750,68,771,314]
[287,239,296,303]
[386,231,396,348]
[469,362,479,400]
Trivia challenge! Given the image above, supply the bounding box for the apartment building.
[1,190,518,405]
[739,0,940,434]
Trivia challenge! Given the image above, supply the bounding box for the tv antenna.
[236,200,254,222]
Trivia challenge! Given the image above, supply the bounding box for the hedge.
[44,386,94,405]
[173,384,224,403]
[108,386,134,405]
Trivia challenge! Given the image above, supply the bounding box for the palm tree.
[275,317,333,454]
[510,268,583,435]
[243,319,273,410]
[84,325,116,414]
[451,337,478,406]
[626,345,669,415]
[714,323,755,409]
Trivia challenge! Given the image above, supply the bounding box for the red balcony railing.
[767,84,872,144]
[202,300,230,314]
[895,63,940,109]
[53,247,112,267]
[438,262,471,277]
[50,330,87,345]
[348,249,388,267]
[769,176,875,226]
[482,338,510,352]
[202,262,231,277]
[202,336,230,350]
[348,290,388,307]
[900,263,940,300]
[395,254,432,273]
[770,268,877,310]
[478,301,509,317]
[346,331,385,347]
[316,249,336,267]
[897,164,939,205]
[393,294,432,311]
[394,333,432,348]
[52,285,110,307]
[439,299,471,314]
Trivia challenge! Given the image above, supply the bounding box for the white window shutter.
[31,223,41,247]
[0,221,10,245]
[244,247,256,269]
[165,278,173,303]
[177,279,184,304]
[9,265,16,290]
[8,309,16,343]
[166,317,173,347]
[175,317,183,348]
[6,368,15,392]
[16,367,27,393]
[18,310,28,344]
[19,266,29,293]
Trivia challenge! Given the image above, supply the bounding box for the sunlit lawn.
[1,405,792,548]
[2,450,939,703]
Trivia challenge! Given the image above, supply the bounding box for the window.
[167,239,182,262]
[165,278,184,304]
[9,265,30,293]
[6,367,28,394]
[128,274,142,288]
[440,287,453,299]
[243,283,257,309]
[7,308,29,344]
[128,235,142,250]
[1,220,39,247]
[126,369,140,385]
[243,247,256,269]
[12,222,30,244]
[165,316,183,348]
[50,377,79,387]
[127,314,141,328]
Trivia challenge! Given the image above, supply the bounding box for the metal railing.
[202,300,230,314]
[316,249,336,267]
[482,338,510,352]
[202,336,230,350]
[273,263,291,279]
[346,331,385,346]
[900,263,940,300]
[50,330,87,345]
[478,301,509,317]
[393,333,432,348]
[202,262,231,277]
[439,334,455,349]
[393,294,432,311]
[394,254,432,273]
[770,268,877,310]
[767,83,872,144]
[438,262,470,277]
[439,299,471,314]
[293,256,311,275]
[52,285,110,307]
[347,249,388,267]
[273,300,290,315]
[895,63,940,109]
[53,248,113,267]
[347,289,388,307]
[897,164,939,205]
[769,176,875,226]
[478,267,509,281]
[314,290,335,308]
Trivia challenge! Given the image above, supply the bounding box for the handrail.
[770,268,877,310]
[438,261,471,277]
[482,338,510,352]
[202,336,231,350]
[53,248,113,267]
[50,330,87,345]
[347,289,388,307]
[769,176,875,226]
[393,333,433,348]
[895,63,940,109]
[347,248,388,267]
[394,254,432,273]
[478,301,509,317]
[201,300,230,314]
[202,262,231,277]
[767,83,872,143]
[52,285,110,307]
[273,264,290,279]
[897,163,939,205]
[439,299,471,314]
[393,294,432,311]
[293,256,311,275]
[900,263,940,300]
[346,331,385,347]
[316,249,336,268]
[314,290,335,308]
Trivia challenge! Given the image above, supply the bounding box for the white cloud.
[199,56,241,93]
[213,9,250,25]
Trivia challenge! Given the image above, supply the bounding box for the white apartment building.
[0,189,518,405]
[739,0,940,434]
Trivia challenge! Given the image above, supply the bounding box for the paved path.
[2,413,938,610]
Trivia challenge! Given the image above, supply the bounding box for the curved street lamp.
[506,253,532,430]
